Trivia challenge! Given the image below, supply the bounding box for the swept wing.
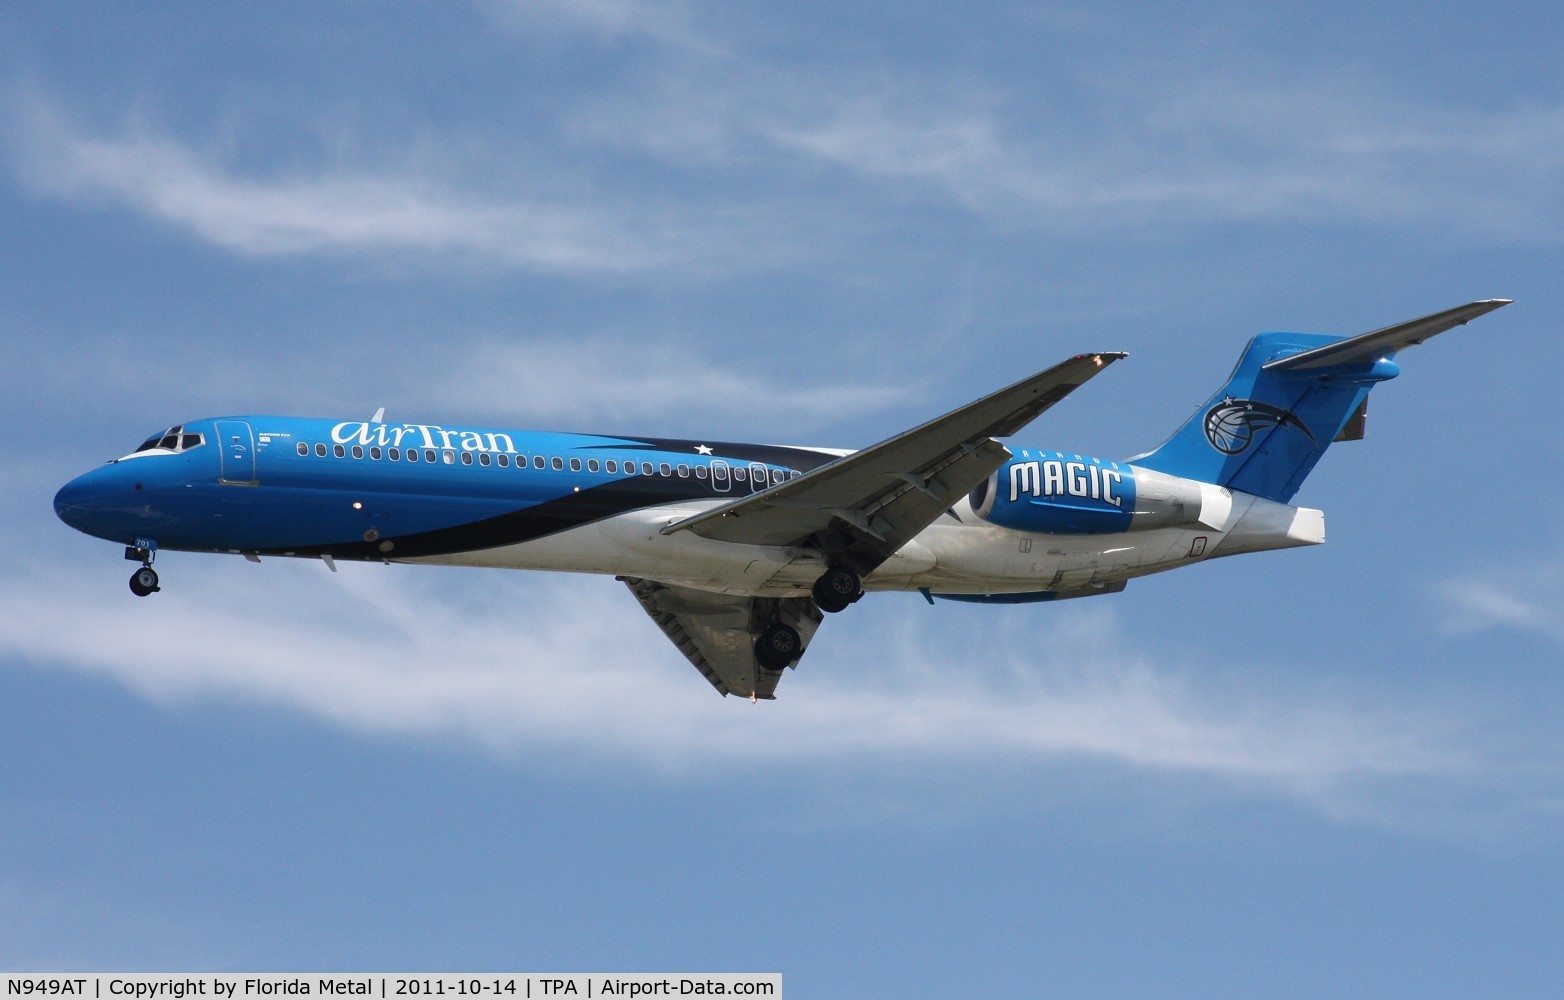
[662,352,1126,578]
[638,351,1125,698]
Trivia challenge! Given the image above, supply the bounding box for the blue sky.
[3,1,1562,994]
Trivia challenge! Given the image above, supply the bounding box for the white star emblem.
[695,444,714,455]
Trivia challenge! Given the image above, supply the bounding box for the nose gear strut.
[125,539,161,597]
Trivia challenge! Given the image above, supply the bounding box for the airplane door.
[748,463,768,492]
[710,460,731,493]
[216,419,257,485]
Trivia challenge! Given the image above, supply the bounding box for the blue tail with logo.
[1131,301,1510,503]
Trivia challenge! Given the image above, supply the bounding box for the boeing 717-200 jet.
[55,300,1510,700]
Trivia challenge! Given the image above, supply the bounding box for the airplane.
[54,300,1510,700]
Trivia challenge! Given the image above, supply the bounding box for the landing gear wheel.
[129,566,160,597]
[812,566,861,614]
[755,622,802,671]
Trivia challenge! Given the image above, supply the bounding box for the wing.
[662,352,1126,575]
[621,576,824,700]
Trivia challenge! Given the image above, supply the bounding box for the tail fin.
[1133,300,1511,503]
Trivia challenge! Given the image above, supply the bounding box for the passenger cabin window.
[551,457,564,471]
[333,445,346,458]
[352,445,364,459]
[606,460,617,474]
[315,443,327,457]
[587,459,599,473]
[497,454,509,468]
[535,456,547,470]
[569,457,582,472]
[296,443,308,456]
[390,448,401,461]
[370,446,382,460]
[479,453,491,467]
[461,452,474,465]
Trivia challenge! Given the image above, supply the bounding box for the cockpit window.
[131,425,204,455]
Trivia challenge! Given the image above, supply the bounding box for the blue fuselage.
[54,416,843,560]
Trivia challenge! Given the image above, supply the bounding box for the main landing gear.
[125,542,160,597]
[754,564,863,669]
[755,621,802,671]
[811,565,862,614]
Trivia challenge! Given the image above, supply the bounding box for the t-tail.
[1132,300,1512,503]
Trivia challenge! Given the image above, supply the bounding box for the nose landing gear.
[125,540,160,597]
[129,565,161,597]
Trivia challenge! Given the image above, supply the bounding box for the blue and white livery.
[55,300,1510,700]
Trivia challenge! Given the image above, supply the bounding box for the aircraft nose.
[54,463,140,540]
[54,471,98,529]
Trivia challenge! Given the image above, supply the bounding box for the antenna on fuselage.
[371,407,385,423]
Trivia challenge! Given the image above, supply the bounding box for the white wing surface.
[621,576,824,699]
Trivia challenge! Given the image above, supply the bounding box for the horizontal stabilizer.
[1134,299,1511,502]
[1264,299,1511,371]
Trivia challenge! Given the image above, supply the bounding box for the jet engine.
[970,455,1210,535]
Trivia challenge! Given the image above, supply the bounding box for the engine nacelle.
[970,454,1208,535]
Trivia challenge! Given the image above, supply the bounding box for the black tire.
[755,622,801,670]
[129,567,160,597]
[812,566,860,614]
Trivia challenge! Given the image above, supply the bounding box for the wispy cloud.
[4,97,783,275]
[755,78,1564,237]
[12,29,1559,284]
[477,0,724,54]
[409,336,916,431]
[1,316,916,440]
[1,557,1532,825]
[538,12,1564,240]
[1438,556,1564,643]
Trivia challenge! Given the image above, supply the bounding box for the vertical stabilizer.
[1132,301,1509,503]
